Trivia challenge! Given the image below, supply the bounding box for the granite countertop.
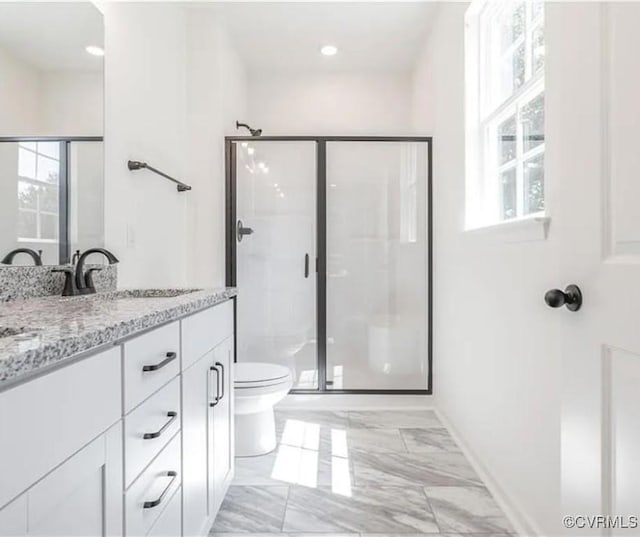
[0,287,236,390]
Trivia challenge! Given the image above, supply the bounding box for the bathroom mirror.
[0,2,104,265]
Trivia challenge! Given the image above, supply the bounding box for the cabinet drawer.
[123,322,180,413]
[146,486,181,537]
[126,433,181,537]
[125,377,180,487]
[181,300,234,370]
[0,347,121,509]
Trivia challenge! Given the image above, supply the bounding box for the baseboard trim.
[277,393,434,410]
[434,408,542,537]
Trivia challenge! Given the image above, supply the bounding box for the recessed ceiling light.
[320,45,338,57]
[85,45,104,57]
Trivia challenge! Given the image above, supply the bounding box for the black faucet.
[51,248,119,296]
[1,248,43,266]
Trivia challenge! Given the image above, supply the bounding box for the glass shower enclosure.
[226,136,432,394]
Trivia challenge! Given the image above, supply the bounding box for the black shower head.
[236,121,262,137]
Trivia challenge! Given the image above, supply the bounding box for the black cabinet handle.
[142,352,177,372]
[544,284,583,312]
[143,412,178,440]
[209,365,220,407]
[143,471,177,509]
[304,254,310,278]
[215,361,225,400]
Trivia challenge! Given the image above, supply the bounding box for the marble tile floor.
[211,410,515,536]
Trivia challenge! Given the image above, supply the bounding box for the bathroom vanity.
[0,288,236,537]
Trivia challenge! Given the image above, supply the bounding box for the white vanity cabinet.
[0,423,123,537]
[0,347,123,537]
[181,301,235,537]
[0,297,235,537]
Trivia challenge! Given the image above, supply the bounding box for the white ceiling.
[216,2,439,74]
[0,2,103,72]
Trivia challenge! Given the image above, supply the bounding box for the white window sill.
[464,215,550,243]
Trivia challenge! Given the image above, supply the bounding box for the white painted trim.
[276,393,434,411]
[434,407,541,537]
[465,215,550,242]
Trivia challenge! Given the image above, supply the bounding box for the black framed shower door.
[225,136,433,395]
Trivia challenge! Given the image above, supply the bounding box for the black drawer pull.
[142,352,177,372]
[143,412,178,440]
[143,471,177,509]
[215,361,225,400]
[209,366,220,407]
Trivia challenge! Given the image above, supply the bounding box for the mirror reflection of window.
[17,141,61,243]
[0,2,104,265]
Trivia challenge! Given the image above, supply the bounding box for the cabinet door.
[181,351,213,537]
[1,422,123,537]
[211,336,234,514]
[0,495,27,536]
[146,487,181,537]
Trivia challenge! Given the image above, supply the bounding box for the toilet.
[234,362,293,457]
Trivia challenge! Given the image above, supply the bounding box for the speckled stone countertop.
[0,287,236,390]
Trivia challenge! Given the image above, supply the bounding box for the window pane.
[18,148,36,179]
[521,92,545,153]
[532,25,545,75]
[18,181,38,209]
[37,155,60,184]
[498,115,517,164]
[500,2,525,51]
[524,154,544,214]
[40,185,59,213]
[531,0,544,21]
[501,168,517,220]
[499,42,525,103]
[40,213,59,240]
[37,142,60,159]
[19,141,36,151]
[17,210,37,239]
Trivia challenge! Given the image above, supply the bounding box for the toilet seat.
[233,362,293,456]
[234,362,292,389]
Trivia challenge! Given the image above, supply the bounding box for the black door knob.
[544,284,582,312]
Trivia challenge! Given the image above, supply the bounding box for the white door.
[549,4,640,533]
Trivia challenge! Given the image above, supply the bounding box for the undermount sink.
[0,326,40,339]
[105,289,202,299]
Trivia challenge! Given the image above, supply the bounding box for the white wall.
[103,4,247,288]
[248,71,412,135]
[186,8,247,288]
[0,45,40,135]
[103,3,189,287]
[411,4,560,535]
[0,44,102,137]
[39,71,103,136]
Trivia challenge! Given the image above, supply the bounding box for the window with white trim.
[17,141,60,242]
[465,0,545,228]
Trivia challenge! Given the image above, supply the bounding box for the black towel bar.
[127,160,192,192]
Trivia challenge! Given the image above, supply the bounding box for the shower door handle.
[237,220,254,242]
[304,253,310,278]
